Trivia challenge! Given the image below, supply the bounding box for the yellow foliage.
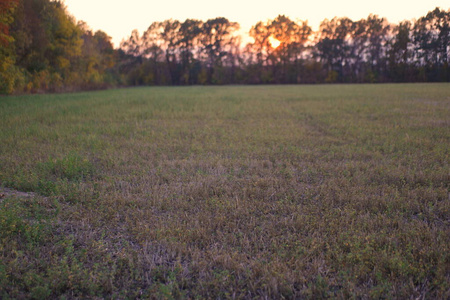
[56,56,70,70]
[0,55,23,94]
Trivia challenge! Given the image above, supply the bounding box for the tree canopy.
[0,1,449,94]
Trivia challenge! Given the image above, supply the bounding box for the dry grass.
[0,84,449,299]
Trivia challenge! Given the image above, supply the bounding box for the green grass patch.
[0,84,449,298]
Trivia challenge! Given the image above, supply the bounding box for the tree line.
[1,0,449,94]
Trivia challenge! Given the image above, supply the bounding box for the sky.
[63,0,449,48]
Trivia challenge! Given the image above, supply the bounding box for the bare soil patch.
[0,187,36,200]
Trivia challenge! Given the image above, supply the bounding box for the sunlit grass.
[0,84,449,298]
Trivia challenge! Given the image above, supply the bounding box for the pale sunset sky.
[63,0,449,47]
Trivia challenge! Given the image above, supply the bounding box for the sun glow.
[268,36,281,48]
[63,0,450,48]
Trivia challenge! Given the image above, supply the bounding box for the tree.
[8,0,85,91]
[269,15,312,82]
[412,7,450,81]
[388,21,413,81]
[121,29,143,57]
[141,22,164,84]
[159,19,182,84]
[316,15,390,83]
[0,0,18,47]
[78,25,117,88]
[45,1,83,82]
[315,17,354,82]
[200,17,240,84]
[248,15,312,83]
[178,19,203,84]
[0,0,20,94]
[247,21,272,83]
[361,15,391,82]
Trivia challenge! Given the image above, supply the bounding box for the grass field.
[0,84,449,299]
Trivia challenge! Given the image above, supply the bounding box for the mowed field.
[0,84,449,299]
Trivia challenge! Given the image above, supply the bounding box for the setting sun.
[268,36,281,48]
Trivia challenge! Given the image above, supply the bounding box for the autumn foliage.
[0,0,18,46]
